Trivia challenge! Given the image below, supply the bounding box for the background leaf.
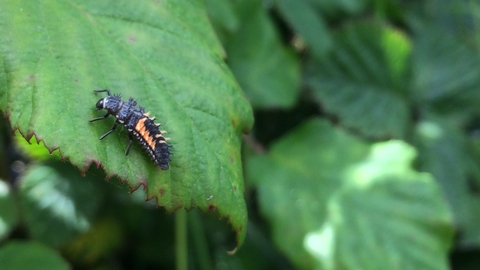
[19,161,103,248]
[0,180,19,241]
[275,0,332,57]
[0,241,70,270]
[307,23,412,139]
[411,25,480,114]
[226,0,300,109]
[308,141,453,270]
[0,0,253,245]
[247,118,370,269]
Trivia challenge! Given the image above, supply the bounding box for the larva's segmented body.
[89,89,171,170]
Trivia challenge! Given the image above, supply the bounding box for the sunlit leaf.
[306,141,453,270]
[246,118,369,269]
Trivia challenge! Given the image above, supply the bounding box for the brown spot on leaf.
[230,157,234,163]
[233,186,237,191]
[28,74,35,82]
[74,79,78,82]
[159,187,165,196]
[128,35,137,42]
[208,204,217,211]
[231,119,236,127]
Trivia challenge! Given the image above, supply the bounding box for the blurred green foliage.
[1,0,480,269]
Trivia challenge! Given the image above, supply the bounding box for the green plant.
[1,0,479,269]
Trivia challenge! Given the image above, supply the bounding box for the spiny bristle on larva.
[155,123,161,127]
[144,112,150,117]
[160,130,167,134]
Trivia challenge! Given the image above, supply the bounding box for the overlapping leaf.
[19,162,103,248]
[0,180,19,241]
[226,0,300,109]
[306,142,453,270]
[247,119,454,269]
[0,0,253,246]
[307,23,411,139]
[412,25,480,114]
[246,119,370,269]
[413,115,480,237]
[0,241,69,270]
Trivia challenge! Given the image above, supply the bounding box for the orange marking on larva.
[134,118,156,149]
[144,132,156,149]
[135,118,147,133]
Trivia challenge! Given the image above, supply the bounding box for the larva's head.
[95,95,122,113]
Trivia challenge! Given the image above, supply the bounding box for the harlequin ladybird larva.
[89,89,171,170]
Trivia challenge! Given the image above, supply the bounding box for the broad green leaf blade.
[205,0,239,42]
[0,0,253,245]
[0,241,70,270]
[307,0,367,16]
[227,0,300,109]
[307,23,411,139]
[0,180,19,241]
[412,25,480,114]
[413,116,473,229]
[275,0,332,57]
[307,141,453,270]
[246,118,370,269]
[19,162,103,248]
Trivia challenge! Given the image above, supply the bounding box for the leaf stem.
[176,209,188,270]
[190,210,214,270]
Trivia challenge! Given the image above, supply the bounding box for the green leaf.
[305,141,454,270]
[307,23,411,138]
[0,180,19,241]
[0,241,69,270]
[247,118,370,269]
[0,0,253,246]
[205,0,239,42]
[19,162,103,248]
[227,0,300,109]
[14,132,61,161]
[275,0,332,57]
[413,116,473,230]
[412,25,480,114]
[306,0,367,16]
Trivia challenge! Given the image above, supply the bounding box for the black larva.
[89,89,171,170]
